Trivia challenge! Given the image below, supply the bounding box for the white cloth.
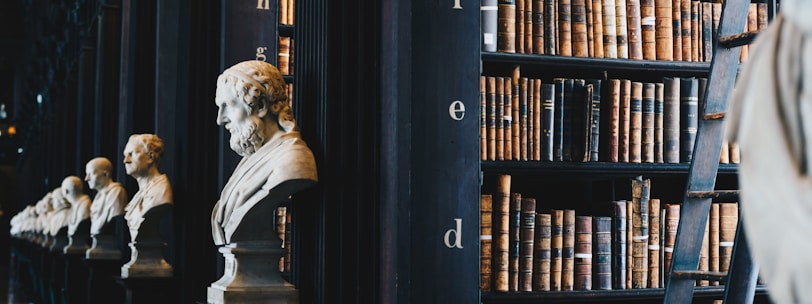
[726,11,812,304]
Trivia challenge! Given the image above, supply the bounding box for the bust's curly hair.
[129,134,164,166]
[217,60,296,132]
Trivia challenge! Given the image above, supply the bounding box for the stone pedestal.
[207,242,298,304]
[115,276,179,304]
[120,204,173,278]
[86,234,123,260]
[62,253,89,304]
[84,258,126,304]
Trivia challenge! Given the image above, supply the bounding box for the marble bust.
[62,176,92,254]
[85,157,129,259]
[48,187,72,251]
[208,60,317,303]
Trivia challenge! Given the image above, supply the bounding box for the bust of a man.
[62,176,91,236]
[123,134,173,240]
[211,60,317,246]
[48,187,71,237]
[86,157,128,236]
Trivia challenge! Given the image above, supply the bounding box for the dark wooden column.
[94,0,121,161]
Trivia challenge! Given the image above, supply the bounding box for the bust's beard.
[229,117,265,157]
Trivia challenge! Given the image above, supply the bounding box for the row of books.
[480,71,741,163]
[480,174,740,292]
[279,0,295,25]
[276,206,293,273]
[481,0,768,63]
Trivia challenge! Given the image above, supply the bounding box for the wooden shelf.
[481,52,711,75]
[482,161,738,178]
[482,286,769,304]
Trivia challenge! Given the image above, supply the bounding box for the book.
[533,79,543,161]
[558,0,573,56]
[729,142,740,163]
[497,78,505,160]
[654,83,664,163]
[498,0,517,53]
[493,175,511,292]
[482,0,499,52]
[612,200,627,289]
[601,0,618,58]
[719,202,738,275]
[647,198,660,288]
[587,79,602,161]
[709,202,720,286]
[572,0,589,57]
[680,77,698,163]
[554,78,566,161]
[517,0,526,53]
[619,79,631,162]
[512,68,521,160]
[278,36,291,75]
[680,0,692,61]
[276,207,287,270]
[520,78,529,161]
[593,216,612,290]
[481,194,494,291]
[701,2,712,62]
[504,77,514,160]
[626,200,634,289]
[757,1,768,31]
[591,0,605,58]
[692,0,700,61]
[587,0,595,57]
[488,77,497,161]
[631,176,650,288]
[574,215,593,290]
[284,209,292,273]
[551,209,564,291]
[527,0,536,53]
[509,193,522,291]
[699,211,710,286]
[533,0,545,53]
[671,0,682,61]
[642,83,655,163]
[544,0,557,54]
[630,82,643,163]
[562,209,576,290]
[519,198,536,291]
[571,79,589,161]
[279,0,288,24]
[481,76,487,161]
[663,77,680,163]
[614,0,628,58]
[654,0,673,60]
[533,212,552,291]
[640,0,656,60]
[286,0,294,25]
[720,139,730,163]
[542,83,555,161]
[607,79,621,162]
[663,203,679,278]
[562,79,575,161]
[529,81,535,159]
[626,0,644,59]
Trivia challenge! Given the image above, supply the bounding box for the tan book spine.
[534,79,542,161]
[647,198,660,288]
[574,215,593,290]
[602,0,618,58]
[691,1,700,61]
[620,79,631,162]
[615,0,628,58]
[493,175,512,292]
[280,0,288,24]
[551,209,564,291]
[631,177,650,288]
[277,207,287,272]
[627,0,644,59]
[526,0,535,53]
[533,212,552,291]
[481,194,494,291]
[497,78,506,160]
[740,4,756,62]
[609,79,621,162]
[544,0,557,54]
[587,0,595,57]
[680,0,692,61]
[757,2,768,31]
[626,199,634,289]
[640,0,656,60]
[562,209,576,290]
[558,0,573,56]
[592,0,605,58]
[572,0,589,57]
[719,202,738,275]
[719,139,730,164]
[278,36,291,75]
[504,77,514,160]
[517,0,526,53]
[655,0,673,60]
[663,203,679,276]
[481,76,488,161]
[528,80,535,159]
[287,0,294,25]
[509,193,521,291]
[498,0,518,52]
[654,82,664,163]
[709,202,720,286]
[519,198,537,291]
[630,82,643,163]
[698,212,709,286]
[520,78,529,161]
[729,142,740,164]
[533,0,545,53]
[488,77,497,161]
[512,68,521,160]
[671,0,682,61]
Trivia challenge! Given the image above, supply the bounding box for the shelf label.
[449,100,465,121]
[452,0,463,9]
[256,47,268,61]
[443,218,463,249]
[257,0,270,10]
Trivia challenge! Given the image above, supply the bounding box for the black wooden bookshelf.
[482,286,770,304]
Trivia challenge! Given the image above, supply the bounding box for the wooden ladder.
[662,0,774,303]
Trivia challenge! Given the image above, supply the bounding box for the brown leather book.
[591,0,605,58]
[647,198,660,288]
[608,79,621,162]
[533,79,543,161]
[519,198,536,291]
[640,0,656,60]
[481,76,488,161]
[691,0,700,61]
[544,0,557,54]
[533,212,552,291]
[757,1,768,31]
[698,211,709,286]
[497,78,505,160]
[509,193,521,291]
[526,0,536,53]
[551,209,564,291]
[626,200,634,289]
[529,80,536,159]
[663,203,679,278]
[663,77,680,163]
[574,215,593,290]
[542,83,555,161]
[630,82,643,163]
[741,3,757,62]
[627,0,644,59]
[481,194,494,291]
[276,207,287,272]
[613,201,627,289]
[601,0,618,58]
[619,79,631,162]
[558,0,573,56]
[701,2,713,62]
[504,77,514,160]
[520,78,529,161]
[719,202,738,275]
[278,36,291,75]
[492,175,512,292]
[562,209,576,290]
[631,176,650,288]
[517,0,526,53]
[284,209,292,273]
[487,77,497,161]
[279,0,289,24]
[671,0,682,61]
[709,202,719,286]
[593,216,612,290]
[587,0,595,57]
[654,83,664,163]
[572,0,589,57]
[681,0,692,61]
[287,0,294,25]
[533,0,545,53]
[512,68,521,160]
[498,0,517,53]
[654,0,673,60]
[615,0,628,58]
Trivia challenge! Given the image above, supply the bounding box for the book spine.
[482,0,499,52]
[608,79,621,162]
[691,1,700,61]
[615,0,629,58]
[720,138,730,163]
[626,0,644,60]
[533,79,543,161]
[542,83,555,161]
[654,0,673,60]
[719,202,738,275]
[517,0,526,53]
[509,193,522,291]
[626,200,634,289]
[640,0,656,60]
[277,207,287,271]
[534,0,545,53]
[278,37,291,75]
[554,78,566,161]
[572,0,589,57]
[709,202,720,286]
[558,0,573,56]
[671,0,682,61]
[284,209,292,272]
[654,83,664,163]
[481,76,488,161]
[663,203,679,276]
[520,78,529,161]
[679,77,698,163]
[574,215,593,290]
[571,79,588,162]
[519,198,537,291]
[498,0,518,52]
[631,176,650,288]
[711,3,721,55]
[588,79,602,162]
[591,0,605,58]
[504,77,514,160]
[647,198,660,288]
[602,0,618,58]
[279,0,288,24]
[551,209,564,291]
[729,142,740,164]
[663,77,680,163]
[587,0,595,57]
[701,2,712,62]
[488,77,497,161]
[757,1,768,31]
[593,216,612,290]
[544,0,557,55]
[680,0,692,61]
[512,68,521,160]
[612,201,627,289]
[481,194,494,291]
[630,82,643,163]
[699,211,709,286]
[529,79,536,159]
[562,79,576,161]
[619,79,631,162]
[642,83,655,163]
[497,78,506,160]
[493,175,512,292]
[562,209,576,291]
[533,212,552,291]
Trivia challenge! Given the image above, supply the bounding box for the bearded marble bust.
[211,60,318,246]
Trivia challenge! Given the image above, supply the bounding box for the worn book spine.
[615,0,628,58]
[498,0,517,52]
[584,83,595,162]
[630,82,643,163]
[647,198,660,288]
[554,78,566,161]
[608,79,621,162]
[620,79,631,162]
[729,142,740,164]
[663,77,680,163]
[481,76,488,161]
[691,0,700,61]
[517,0,526,53]
[544,0,557,54]
[612,200,627,289]
[757,1,768,31]
[529,79,536,159]
[680,77,698,163]
[680,0,692,61]
[277,207,287,271]
[509,193,522,291]
[482,0,499,52]
[512,68,521,160]
[719,202,738,276]
[551,209,564,291]
[572,0,589,57]
[654,83,664,163]
[631,176,650,288]
[525,0,534,53]
[602,0,618,58]
[504,77,514,160]
[742,4,754,62]
[488,77,497,161]
[644,82,657,163]
[520,78,529,161]
[497,78,505,160]
[663,203,679,277]
[519,198,536,291]
[534,79,543,161]
[493,175,511,292]
[640,0,656,60]
[574,215,593,290]
[654,0,673,60]
[562,209,576,291]
[563,79,575,161]
[701,2,712,62]
[671,0,682,61]
[284,209,292,273]
[481,194,494,291]
[533,0,545,53]
[533,212,552,291]
[587,0,595,57]
[571,80,588,162]
[558,0,573,56]
[542,83,555,161]
[709,202,720,286]
[278,37,291,75]
[591,0,605,58]
[627,0,644,59]
[286,0,294,25]
[720,139,730,164]
[699,211,709,286]
[279,0,288,24]
[593,216,612,290]
[588,79,602,162]
[626,200,634,289]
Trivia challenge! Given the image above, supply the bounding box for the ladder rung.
[671,270,728,281]
[686,190,739,200]
[703,112,725,120]
[718,31,760,48]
